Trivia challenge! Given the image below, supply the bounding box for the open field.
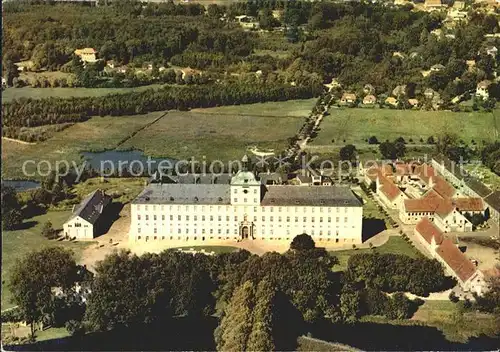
[35,327,71,342]
[358,300,500,344]
[411,300,500,343]
[1,113,162,179]
[1,84,164,102]
[297,336,359,351]
[312,108,499,146]
[120,101,311,160]
[191,98,316,118]
[2,99,314,178]
[2,211,92,309]
[331,236,421,272]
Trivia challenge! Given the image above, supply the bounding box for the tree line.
[2,81,322,127]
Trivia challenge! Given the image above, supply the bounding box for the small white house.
[430,64,445,72]
[476,80,491,99]
[486,46,498,57]
[340,93,357,104]
[63,189,111,240]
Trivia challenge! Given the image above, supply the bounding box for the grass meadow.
[1,113,162,179]
[312,108,499,146]
[119,99,315,161]
[1,211,92,309]
[2,84,164,102]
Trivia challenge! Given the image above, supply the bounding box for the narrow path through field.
[115,112,167,148]
[2,137,36,145]
[189,111,299,119]
[492,109,499,140]
[299,336,362,351]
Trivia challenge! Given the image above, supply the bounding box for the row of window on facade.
[406,212,433,216]
[67,223,88,228]
[233,188,258,194]
[136,205,352,213]
[137,214,351,223]
[136,227,347,236]
[233,198,259,203]
[136,235,356,243]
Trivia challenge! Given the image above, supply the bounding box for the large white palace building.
[129,163,363,245]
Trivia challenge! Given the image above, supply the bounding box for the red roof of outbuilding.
[454,198,484,212]
[436,238,477,282]
[415,217,443,245]
[431,176,456,198]
[379,176,401,201]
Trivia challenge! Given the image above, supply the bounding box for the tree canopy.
[9,247,79,335]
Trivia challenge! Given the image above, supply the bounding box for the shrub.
[65,320,85,336]
[290,233,316,251]
[449,291,459,303]
[41,220,56,239]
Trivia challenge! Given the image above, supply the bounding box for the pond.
[2,180,41,191]
[82,150,175,176]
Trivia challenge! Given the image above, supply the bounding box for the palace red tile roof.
[395,163,412,176]
[404,198,440,212]
[436,238,477,282]
[379,176,401,201]
[454,198,484,212]
[415,218,478,283]
[431,176,456,198]
[365,164,393,181]
[414,164,437,183]
[405,195,483,218]
[435,199,455,217]
[422,189,444,200]
[415,217,443,245]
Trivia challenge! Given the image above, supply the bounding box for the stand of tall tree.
[345,253,452,296]
[215,279,302,351]
[1,185,23,230]
[2,82,322,128]
[6,234,460,349]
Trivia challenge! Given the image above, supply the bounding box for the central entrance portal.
[239,216,254,240]
[240,214,254,240]
[241,226,249,239]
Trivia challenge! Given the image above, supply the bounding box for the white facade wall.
[434,210,472,233]
[130,203,363,244]
[400,209,435,224]
[463,271,486,296]
[63,216,94,239]
[488,206,500,225]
